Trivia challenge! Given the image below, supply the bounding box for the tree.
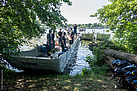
[88,23,92,28]
[81,24,86,28]
[91,23,98,28]
[91,0,137,54]
[0,0,71,62]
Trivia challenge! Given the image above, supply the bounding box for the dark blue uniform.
[61,36,66,51]
[51,33,55,53]
[70,31,74,44]
[47,33,52,54]
[73,25,77,35]
[58,31,62,45]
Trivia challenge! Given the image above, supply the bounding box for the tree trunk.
[104,49,137,64]
[104,56,115,69]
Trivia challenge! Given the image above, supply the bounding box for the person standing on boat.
[70,28,74,44]
[73,24,77,36]
[51,31,55,53]
[57,29,62,46]
[61,32,66,51]
[67,32,72,46]
[47,30,52,55]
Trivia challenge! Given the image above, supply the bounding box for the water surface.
[64,40,93,76]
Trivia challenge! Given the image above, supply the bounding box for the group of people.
[46,24,78,54]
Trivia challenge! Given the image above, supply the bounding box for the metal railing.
[59,35,80,72]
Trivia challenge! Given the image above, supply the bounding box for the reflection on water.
[64,40,93,76]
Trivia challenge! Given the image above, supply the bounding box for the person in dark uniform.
[57,29,62,46]
[51,31,55,53]
[47,30,52,55]
[73,24,77,35]
[61,32,66,51]
[70,28,74,44]
[67,32,72,46]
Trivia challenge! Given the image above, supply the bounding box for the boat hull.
[7,36,80,73]
[9,56,61,72]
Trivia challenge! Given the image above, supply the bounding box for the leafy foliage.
[84,40,128,75]
[86,40,128,68]
[84,48,104,67]
[67,23,109,29]
[91,0,137,54]
[0,0,71,64]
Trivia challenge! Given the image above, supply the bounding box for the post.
[1,70,3,90]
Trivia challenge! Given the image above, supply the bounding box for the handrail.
[59,35,80,72]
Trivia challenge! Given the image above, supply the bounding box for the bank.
[1,65,121,91]
[0,55,125,90]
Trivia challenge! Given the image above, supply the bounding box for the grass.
[0,64,123,91]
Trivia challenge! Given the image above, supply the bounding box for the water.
[67,40,93,76]
[65,28,113,76]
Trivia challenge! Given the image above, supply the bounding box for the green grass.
[0,64,120,91]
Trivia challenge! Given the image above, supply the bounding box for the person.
[93,30,96,41]
[51,31,55,53]
[57,29,62,46]
[67,32,72,46]
[61,32,66,51]
[73,24,77,35]
[70,28,74,44]
[47,30,52,55]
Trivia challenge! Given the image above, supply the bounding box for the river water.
[66,28,113,76]
[6,29,112,75]
[66,40,93,76]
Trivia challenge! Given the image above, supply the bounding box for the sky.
[60,0,110,24]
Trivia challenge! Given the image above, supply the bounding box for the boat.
[96,34,110,40]
[7,36,80,73]
[81,33,94,40]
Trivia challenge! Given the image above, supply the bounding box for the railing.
[59,35,80,72]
